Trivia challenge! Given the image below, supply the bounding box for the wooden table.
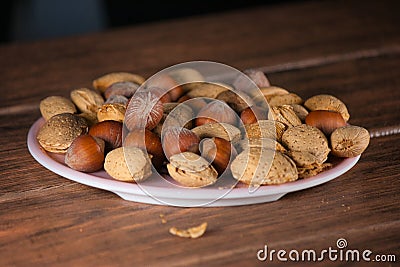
[1,0,399,266]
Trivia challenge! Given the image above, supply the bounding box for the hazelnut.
[65,135,105,172]
[162,127,200,160]
[88,120,123,152]
[240,106,268,125]
[200,137,237,175]
[305,110,346,135]
[195,101,237,127]
[125,91,164,131]
[146,74,184,101]
[124,128,165,168]
[146,86,172,104]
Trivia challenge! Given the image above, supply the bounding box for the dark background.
[0,0,301,43]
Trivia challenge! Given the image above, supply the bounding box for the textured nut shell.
[93,72,145,93]
[97,103,126,122]
[286,150,320,167]
[70,88,104,114]
[167,152,218,187]
[271,105,302,127]
[282,124,330,164]
[244,120,286,142]
[186,82,229,99]
[330,125,370,157]
[192,122,241,144]
[164,103,194,129]
[297,163,332,179]
[244,70,271,88]
[237,138,286,153]
[104,147,152,182]
[196,101,237,126]
[104,81,139,99]
[40,96,77,121]
[78,112,98,127]
[37,113,88,153]
[268,93,303,107]
[288,104,309,121]
[230,148,298,185]
[216,90,254,113]
[304,94,350,121]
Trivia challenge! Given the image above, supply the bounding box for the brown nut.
[167,152,218,187]
[240,106,269,125]
[97,103,126,122]
[125,91,164,131]
[104,81,139,99]
[163,103,194,129]
[39,96,77,121]
[70,88,104,114]
[93,72,145,93]
[146,74,184,101]
[88,120,123,152]
[330,125,370,157]
[146,86,172,104]
[196,101,237,126]
[200,137,237,175]
[252,86,289,102]
[124,128,165,168]
[37,113,88,153]
[304,94,350,121]
[305,110,346,135]
[104,147,152,182]
[65,135,105,172]
[162,127,200,160]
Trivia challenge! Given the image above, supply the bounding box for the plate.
[28,118,360,207]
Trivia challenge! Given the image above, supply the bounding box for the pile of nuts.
[36,68,370,188]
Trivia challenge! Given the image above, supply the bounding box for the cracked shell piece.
[167,152,218,187]
[230,148,298,185]
[271,105,302,128]
[97,103,126,123]
[288,104,309,122]
[37,113,88,153]
[169,222,208,238]
[304,94,350,121]
[282,124,330,164]
[330,125,370,157]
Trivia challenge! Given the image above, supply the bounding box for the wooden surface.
[1,0,399,266]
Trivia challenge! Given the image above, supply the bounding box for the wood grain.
[0,0,399,266]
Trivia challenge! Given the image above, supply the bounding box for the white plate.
[28,118,360,207]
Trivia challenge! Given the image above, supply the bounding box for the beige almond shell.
[282,124,330,164]
[97,103,126,123]
[330,125,370,157]
[237,138,287,153]
[104,147,152,182]
[186,82,229,99]
[93,72,146,93]
[286,150,320,168]
[167,152,218,187]
[39,96,77,121]
[297,163,332,179]
[268,93,303,107]
[70,88,104,114]
[304,94,350,121]
[168,68,205,91]
[37,113,88,153]
[252,86,289,100]
[244,120,287,142]
[271,105,302,128]
[230,148,298,185]
[216,90,254,113]
[191,122,241,144]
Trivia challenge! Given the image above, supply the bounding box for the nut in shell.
[305,110,346,135]
[271,105,302,127]
[104,81,139,99]
[70,88,104,114]
[168,68,205,91]
[196,100,237,126]
[167,152,218,187]
[104,147,152,182]
[330,125,370,157]
[186,82,229,99]
[230,148,298,186]
[282,124,330,164]
[97,103,126,123]
[37,113,88,153]
[268,93,303,107]
[93,72,145,93]
[200,137,237,175]
[244,120,286,142]
[304,94,350,121]
[237,138,287,153]
[65,135,105,172]
[88,120,123,152]
[39,96,77,121]
[161,127,200,160]
[240,106,269,125]
[191,122,241,144]
[216,90,254,113]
